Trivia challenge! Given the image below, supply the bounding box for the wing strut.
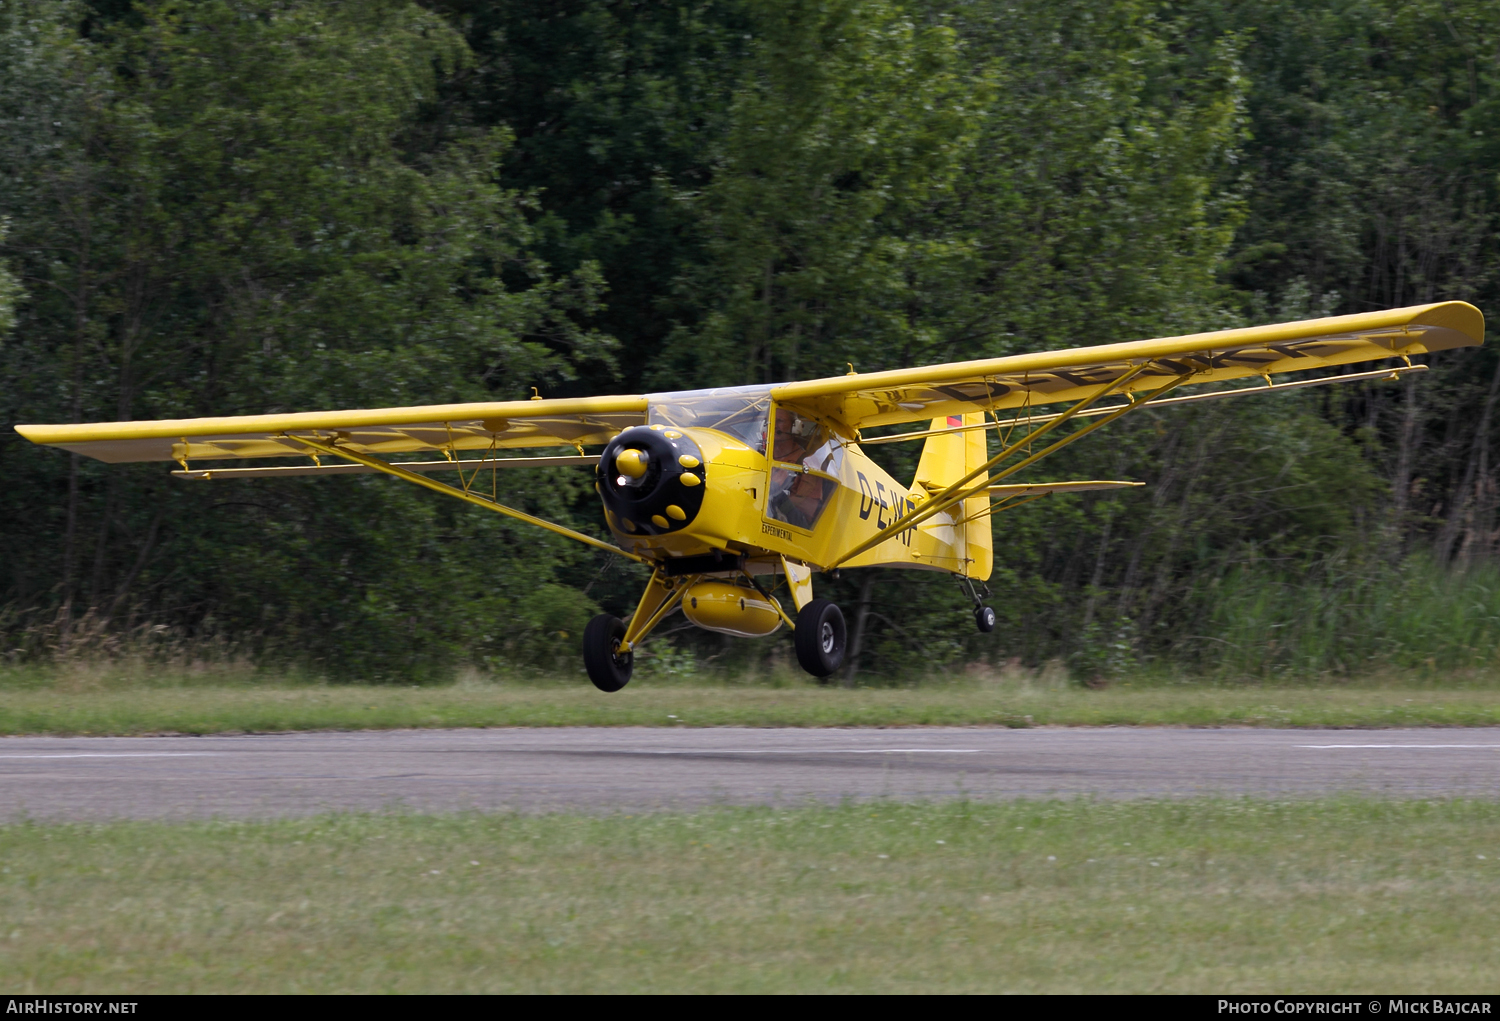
[284,434,647,564]
[857,364,1428,446]
[172,455,600,480]
[829,368,1192,569]
[948,482,1147,528]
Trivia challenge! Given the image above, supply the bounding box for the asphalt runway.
[3,727,1500,821]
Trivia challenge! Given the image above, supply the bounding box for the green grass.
[4,671,1500,734]
[1182,554,1500,678]
[3,798,1499,992]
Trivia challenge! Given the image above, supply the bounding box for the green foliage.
[657,0,986,385]
[0,221,18,338]
[1179,554,1500,679]
[427,0,756,396]
[1,0,1498,681]
[0,0,614,677]
[1202,0,1500,552]
[659,0,1249,386]
[938,0,1249,349]
[830,388,1389,677]
[65,0,610,415]
[1210,0,1499,313]
[0,0,83,338]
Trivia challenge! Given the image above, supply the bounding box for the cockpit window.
[768,468,836,531]
[766,405,842,531]
[771,407,824,466]
[647,384,772,452]
[772,406,843,473]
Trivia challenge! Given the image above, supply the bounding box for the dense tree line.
[1,0,1497,680]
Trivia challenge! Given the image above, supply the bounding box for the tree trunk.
[88,467,118,609]
[1118,419,1186,618]
[1390,371,1421,548]
[842,572,876,687]
[105,505,165,624]
[1139,417,1218,634]
[761,256,775,383]
[59,452,80,646]
[1080,508,1114,631]
[59,147,94,647]
[1437,354,1500,562]
[1082,448,1130,628]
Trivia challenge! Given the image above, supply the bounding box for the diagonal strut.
[284,434,646,563]
[829,367,1190,569]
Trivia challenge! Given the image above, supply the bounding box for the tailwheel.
[794,598,846,678]
[583,613,633,692]
[958,577,995,633]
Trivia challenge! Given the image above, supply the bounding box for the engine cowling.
[597,425,707,536]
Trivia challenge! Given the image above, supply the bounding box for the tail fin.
[912,413,993,581]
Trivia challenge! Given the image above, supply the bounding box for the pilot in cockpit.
[772,407,817,465]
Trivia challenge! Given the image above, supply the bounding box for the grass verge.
[3,798,1498,993]
[3,679,1500,734]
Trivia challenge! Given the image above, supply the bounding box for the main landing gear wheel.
[583,613,633,693]
[794,598,847,678]
[974,605,997,633]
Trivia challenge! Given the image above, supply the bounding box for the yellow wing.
[15,395,647,465]
[15,302,1484,465]
[772,302,1484,430]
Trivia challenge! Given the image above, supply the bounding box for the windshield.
[647,384,773,452]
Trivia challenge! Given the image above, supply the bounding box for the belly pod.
[681,580,783,637]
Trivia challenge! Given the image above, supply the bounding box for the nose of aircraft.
[597,426,707,536]
[616,448,649,479]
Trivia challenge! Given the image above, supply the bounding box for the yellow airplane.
[17,301,1484,690]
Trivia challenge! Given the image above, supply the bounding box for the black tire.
[583,613,633,692]
[794,598,846,678]
[975,605,997,633]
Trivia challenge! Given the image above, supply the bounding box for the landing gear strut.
[959,577,996,634]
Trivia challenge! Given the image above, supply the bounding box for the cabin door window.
[767,406,839,531]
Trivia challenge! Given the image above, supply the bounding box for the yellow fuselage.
[601,415,990,580]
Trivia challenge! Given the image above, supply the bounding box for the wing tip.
[1411,300,1485,346]
[14,423,55,445]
